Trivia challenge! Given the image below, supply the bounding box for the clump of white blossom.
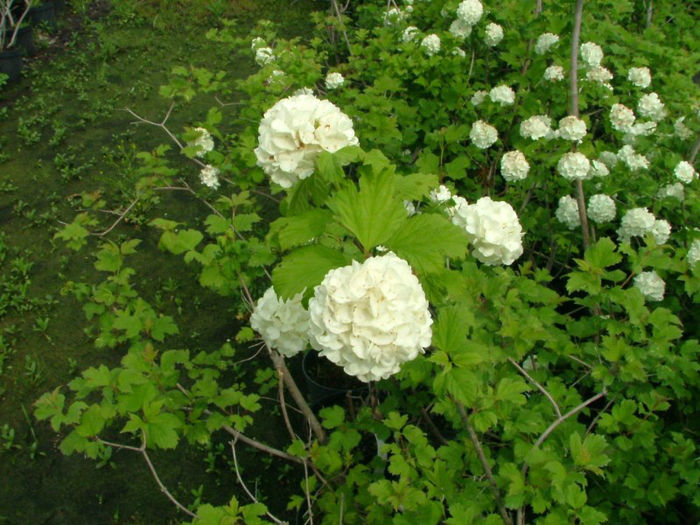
[402,26,419,43]
[556,115,587,142]
[470,120,498,149]
[471,90,488,106]
[535,33,559,54]
[557,152,591,181]
[421,34,441,56]
[250,37,266,51]
[628,66,651,88]
[585,66,614,90]
[190,127,214,158]
[250,287,310,358]
[429,184,452,203]
[452,48,466,58]
[456,0,483,26]
[580,42,604,67]
[520,115,554,140]
[544,65,565,82]
[484,23,504,46]
[629,121,657,137]
[688,240,700,267]
[651,219,672,245]
[404,200,417,216]
[325,72,345,90]
[598,151,618,168]
[656,182,684,201]
[587,194,616,224]
[308,253,433,382]
[255,47,275,67]
[674,117,693,140]
[637,92,666,121]
[383,7,406,25]
[617,145,649,171]
[589,160,610,178]
[449,19,472,39]
[255,93,359,188]
[610,103,636,133]
[489,85,515,106]
[450,196,524,266]
[555,196,581,230]
[500,151,530,182]
[674,160,697,184]
[199,165,220,189]
[618,207,656,243]
[634,271,665,302]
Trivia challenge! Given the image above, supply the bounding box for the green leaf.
[159,229,203,255]
[145,412,182,449]
[272,245,350,299]
[320,405,345,429]
[315,150,345,184]
[274,209,333,251]
[495,377,529,405]
[394,173,439,201]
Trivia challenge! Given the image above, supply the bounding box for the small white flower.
[628,66,651,88]
[293,87,314,96]
[585,66,614,89]
[637,92,666,121]
[267,69,285,84]
[489,85,515,106]
[634,271,665,301]
[688,240,700,267]
[618,145,649,171]
[557,152,591,181]
[402,26,419,43]
[556,115,587,142]
[656,182,684,201]
[610,104,636,133]
[190,127,214,158]
[484,23,504,46]
[629,121,657,137]
[403,200,417,216]
[651,219,671,244]
[674,117,693,140]
[535,33,559,55]
[325,72,345,90]
[429,184,452,203]
[598,151,618,168]
[251,37,266,51]
[673,160,697,184]
[255,47,275,66]
[556,195,581,230]
[580,42,604,67]
[470,120,498,149]
[384,7,406,25]
[500,151,530,182]
[250,287,310,358]
[452,47,467,57]
[421,34,441,56]
[520,115,554,140]
[589,160,610,178]
[618,207,656,243]
[587,194,616,224]
[471,90,488,106]
[544,65,565,82]
[456,0,483,26]
[199,165,220,189]
[449,18,472,39]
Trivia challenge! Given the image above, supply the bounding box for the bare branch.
[508,357,562,418]
[331,0,352,56]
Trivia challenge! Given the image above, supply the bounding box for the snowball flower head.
[586,66,614,89]
[484,23,504,46]
[618,207,656,243]
[634,271,665,302]
[557,116,587,142]
[456,0,483,26]
[421,34,441,56]
[451,196,524,265]
[544,65,565,82]
[535,33,559,54]
[429,184,452,203]
[199,165,220,189]
[674,117,693,140]
[674,160,697,184]
[587,194,616,224]
[598,151,618,168]
[449,19,472,39]
[589,160,610,178]
[250,287,310,358]
[580,42,604,67]
[555,196,581,230]
[255,47,275,66]
[557,152,591,181]
[471,90,488,106]
[628,67,651,88]
[617,145,649,171]
[255,94,359,188]
[325,72,345,90]
[637,92,665,121]
[610,104,636,133]
[688,240,700,267]
[651,219,671,244]
[402,26,419,43]
[250,37,266,51]
[190,127,214,158]
[308,253,432,382]
[384,7,406,25]
[470,120,498,149]
[489,85,515,106]
[656,182,684,201]
[500,151,530,182]
[520,115,554,140]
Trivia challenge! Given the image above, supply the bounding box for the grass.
[0,1,323,522]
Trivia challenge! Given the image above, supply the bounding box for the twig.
[645,0,653,28]
[419,407,448,446]
[123,103,184,151]
[302,438,315,525]
[330,0,352,56]
[278,367,298,441]
[689,135,700,164]
[586,394,618,435]
[508,357,562,418]
[455,401,513,525]
[92,196,141,237]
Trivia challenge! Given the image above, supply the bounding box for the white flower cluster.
[449,19,472,39]
[656,182,684,201]
[535,33,559,54]
[450,196,524,265]
[557,152,591,181]
[555,195,580,230]
[489,85,515,106]
[250,287,310,357]
[456,0,483,26]
[651,219,671,244]
[470,120,498,149]
[384,7,406,25]
[500,150,530,182]
[421,34,441,56]
[637,92,665,121]
[586,66,614,89]
[598,151,618,168]
[617,145,649,171]
[674,117,693,140]
[544,65,565,82]
[484,23,504,46]
[634,271,665,301]
[325,72,345,90]
[402,26,419,43]
[580,42,604,67]
[628,66,651,88]
[520,115,554,140]
[674,160,697,184]
[199,165,220,189]
[471,90,488,106]
[589,160,610,178]
[308,253,433,382]
[587,194,616,224]
[190,127,214,158]
[429,184,452,203]
[688,240,700,267]
[556,116,587,142]
[255,94,359,188]
[617,207,656,243]
[255,47,275,67]
[610,103,636,133]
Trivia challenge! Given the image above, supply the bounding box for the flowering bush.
[41,1,700,524]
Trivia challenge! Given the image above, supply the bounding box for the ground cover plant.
[4,0,700,523]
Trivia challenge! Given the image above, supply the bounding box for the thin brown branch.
[331,0,352,55]
[92,196,141,237]
[419,407,448,446]
[689,135,700,164]
[278,367,298,441]
[508,357,562,418]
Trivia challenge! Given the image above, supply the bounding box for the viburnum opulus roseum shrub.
[42,0,700,523]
